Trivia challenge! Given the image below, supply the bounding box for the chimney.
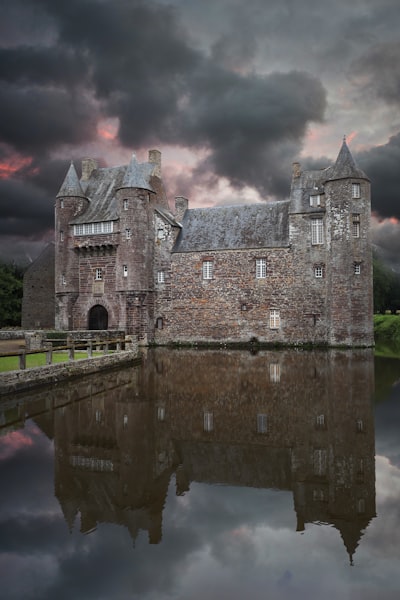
[292,162,301,179]
[175,196,188,222]
[148,149,161,178]
[81,158,98,181]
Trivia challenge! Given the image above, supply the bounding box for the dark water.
[0,348,399,600]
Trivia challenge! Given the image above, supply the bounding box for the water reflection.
[0,348,376,566]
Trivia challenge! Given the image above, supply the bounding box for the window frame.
[352,183,361,199]
[202,260,213,280]
[269,309,281,329]
[311,217,324,245]
[256,258,267,279]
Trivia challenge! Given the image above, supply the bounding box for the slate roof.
[71,165,125,224]
[325,138,369,182]
[173,201,290,253]
[119,153,155,192]
[56,162,86,199]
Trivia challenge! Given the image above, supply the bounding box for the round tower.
[55,161,89,329]
[323,139,373,346]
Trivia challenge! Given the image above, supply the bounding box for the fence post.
[19,352,26,370]
[68,343,75,361]
[46,348,53,365]
[103,342,109,355]
[87,340,93,358]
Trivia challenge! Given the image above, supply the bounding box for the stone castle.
[22,138,374,346]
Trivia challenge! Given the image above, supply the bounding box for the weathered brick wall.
[22,243,55,329]
[154,245,332,345]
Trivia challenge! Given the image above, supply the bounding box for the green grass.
[373,314,400,358]
[0,351,103,372]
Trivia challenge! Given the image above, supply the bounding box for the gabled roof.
[173,201,290,253]
[56,162,86,199]
[155,206,182,228]
[325,138,369,182]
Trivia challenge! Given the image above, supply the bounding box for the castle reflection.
[1,348,376,562]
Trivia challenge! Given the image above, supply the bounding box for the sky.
[1,0,400,264]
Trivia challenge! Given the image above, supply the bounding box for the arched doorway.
[88,305,108,330]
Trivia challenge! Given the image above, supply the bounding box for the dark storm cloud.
[0,83,98,154]
[357,134,400,220]
[182,67,326,196]
[350,42,400,105]
[0,177,54,236]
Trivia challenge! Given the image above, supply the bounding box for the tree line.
[0,254,399,328]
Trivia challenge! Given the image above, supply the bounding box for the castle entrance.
[88,305,108,330]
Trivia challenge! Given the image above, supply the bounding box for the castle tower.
[323,139,373,346]
[55,162,89,329]
[115,153,157,342]
[288,139,373,347]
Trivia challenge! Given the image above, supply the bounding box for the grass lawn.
[0,351,104,373]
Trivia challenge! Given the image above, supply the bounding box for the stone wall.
[21,243,55,329]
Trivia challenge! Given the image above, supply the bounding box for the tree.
[0,262,24,327]
[373,254,400,313]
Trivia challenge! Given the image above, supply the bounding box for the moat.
[1,348,399,599]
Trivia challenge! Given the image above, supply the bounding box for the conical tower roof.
[56,161,87,198]
[118,153,155,192]
[326,137,369,182]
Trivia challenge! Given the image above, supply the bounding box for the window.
[125,228,131,240]
[202,260,213,280]
[60,230,64,242]
[61,274,66,286]
[314,265,323,278]
[157,228,165,240]
[123,199,128,210]
[354,262,361,275]
[257,414,268,433]
[123,265,128,277]
[203,412,214,432]
[256,258,267,279]
[352,183,361,198]
[73,221,113,236]
[269,363,281,382]
[356,419,364,432]
[310,194,321,207]
[313,449,327,476]
[60,199,64,209]
[123,414,128,428]
[157,271,165,284]
[316,414,326,428]
[311,218,324,245]
[95,409,103,423]
[269,309,280,329]
[156,317,163,330]
[352,214,360,238]
[357,498,366,514]
[95,268,102,281]
[157,406,165,421]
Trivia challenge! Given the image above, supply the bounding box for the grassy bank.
[373,314,400,358]
[0,351,102,372]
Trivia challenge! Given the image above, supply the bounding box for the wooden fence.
[0,338,130,370]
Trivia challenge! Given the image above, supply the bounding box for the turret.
[55,162,88,328]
